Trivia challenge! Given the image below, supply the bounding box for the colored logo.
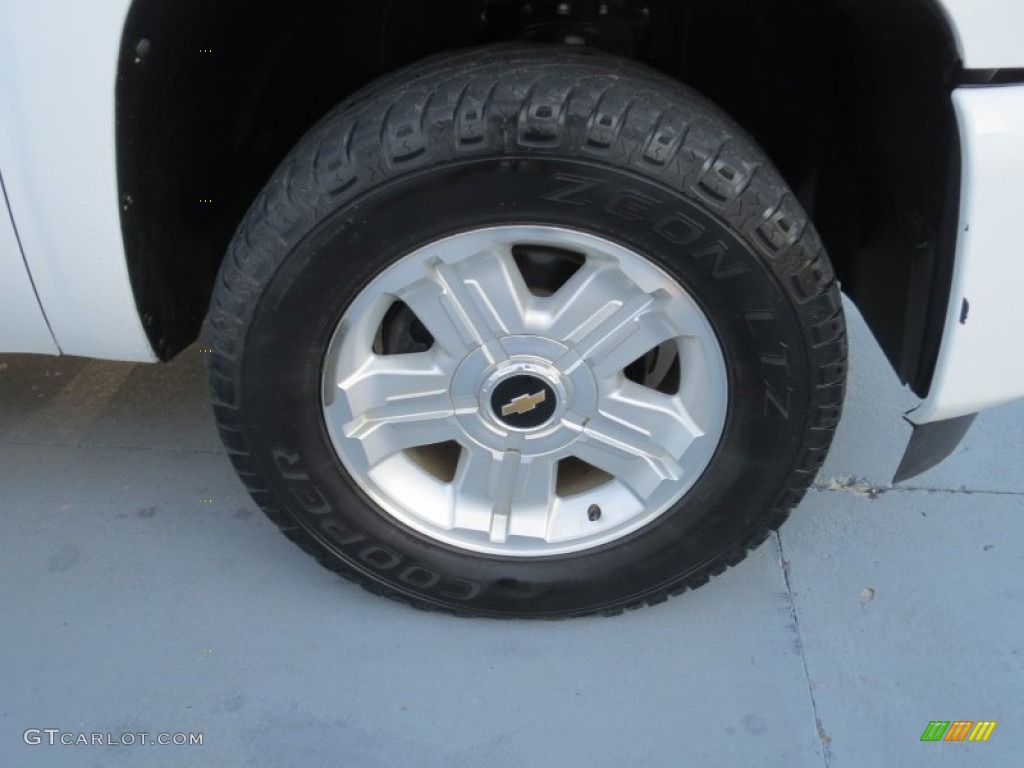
[502,389,548,417]
[920,721,996,742]
[491,374,558,430]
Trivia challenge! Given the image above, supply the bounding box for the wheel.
[208,45,846,618]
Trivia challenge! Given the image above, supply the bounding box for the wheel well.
[117,0,960,395]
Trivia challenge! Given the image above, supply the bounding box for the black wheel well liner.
[116,0,973,396]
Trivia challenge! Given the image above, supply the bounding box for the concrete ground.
[1,299,1021,768]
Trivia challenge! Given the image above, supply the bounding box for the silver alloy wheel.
[321,226,728,556]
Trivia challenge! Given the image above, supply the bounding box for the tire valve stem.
[588,504,602,522]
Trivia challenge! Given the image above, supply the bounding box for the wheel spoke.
[396,248,529,359]
[550,259,697,379]
[568,291,684,379]
[602,380,705,450]
[454,246,531,338]
[450,448,557,543]
[450,448,498,533]
[488,450,522,543]
[546,258,638,341]
[505,453,558,542]
[571,396,688,502]
[327,352,460,466]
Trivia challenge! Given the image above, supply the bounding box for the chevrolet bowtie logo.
[501,390,547,417]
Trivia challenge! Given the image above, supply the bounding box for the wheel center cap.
[453,340,587,448]
[490,374,558,430]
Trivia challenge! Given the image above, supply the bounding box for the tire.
[208,45,846,618]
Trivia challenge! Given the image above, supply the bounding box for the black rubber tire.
[208,45,846,618]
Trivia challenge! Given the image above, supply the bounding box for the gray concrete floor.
[1,299,1021,767]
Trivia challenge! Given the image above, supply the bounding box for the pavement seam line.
[775,529,832,768]
[0,440,226,455]
[810,481,1024,498]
